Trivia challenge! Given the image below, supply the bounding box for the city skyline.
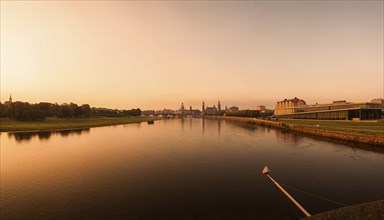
[1,1,383,110]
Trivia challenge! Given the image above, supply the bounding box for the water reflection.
[274,129,301,145]
[7,128,90,143]
[224,119,384,154]
[202,118,205,135]
[1,119,383,220]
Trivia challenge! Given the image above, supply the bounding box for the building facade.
[274,98,382,120]
[201,100,222,116]
[274,97,306,115]
[227,106,239,113]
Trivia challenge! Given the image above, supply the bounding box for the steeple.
[218,100,221,111]
[202,101,205,116]
[181,102,185,117]
[9,94,12,103]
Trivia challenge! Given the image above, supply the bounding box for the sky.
[1,1,383,110]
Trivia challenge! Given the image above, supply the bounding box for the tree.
[0,102,6,118]
[14,102,31,120]
[81,104,91,115]
[58,105,71,118]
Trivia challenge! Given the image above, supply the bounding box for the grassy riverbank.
[210,116,384,146]
[278,119,384,136]
[0,116,156,132]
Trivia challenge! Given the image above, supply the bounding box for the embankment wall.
[207,116,384,146]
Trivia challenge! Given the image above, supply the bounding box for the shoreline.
[301,199,384,220]
[207,116,384,146]
[0,116,157,133]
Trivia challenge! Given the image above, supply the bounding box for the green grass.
[0,116,156,132]
[278,119,384,136]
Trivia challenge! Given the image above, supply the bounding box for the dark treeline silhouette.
[0,101,141,121]
[226,110,260,118]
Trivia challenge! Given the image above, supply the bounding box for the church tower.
[202,101,205,116]
[181,102,185,115]
[218,100,221,112]
[9,94,12,103]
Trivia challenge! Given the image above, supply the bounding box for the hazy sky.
[1,1,383,110]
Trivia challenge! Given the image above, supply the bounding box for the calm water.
[1,118,383,220]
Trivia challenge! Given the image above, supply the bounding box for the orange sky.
[1,1,383,110]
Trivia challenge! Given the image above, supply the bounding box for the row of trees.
[0,101,141,121]
[226,110,260,118]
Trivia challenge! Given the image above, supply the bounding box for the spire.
[9,94,12,103]
[181,102,185,117]
[202,101,205,116]
[218,100,221,111]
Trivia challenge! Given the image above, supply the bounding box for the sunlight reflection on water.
[1,119,383,220]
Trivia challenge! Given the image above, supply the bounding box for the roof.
[278,97,306,104]
[276,107,381,116]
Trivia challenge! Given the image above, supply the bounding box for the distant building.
[141,110,155,116]
[201,100,222,116]
[274,98,382,120]
[155,108,175,116]
[371,98,384,108]
[180,102,185,117]
[205,105,218,115]
[256,105,266,111]
[202,101,205,116]
[4,94,12,105]
[274,97,306,115]
[227,106,239,113]
[256,105,273,116]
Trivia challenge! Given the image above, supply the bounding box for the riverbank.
[0,116,156,132]
[301,199,383,220]
[208,116,384,146]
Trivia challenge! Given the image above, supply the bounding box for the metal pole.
[262,166,311,217]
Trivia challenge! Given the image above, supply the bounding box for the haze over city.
[1,1,383,110]
[1,1,384,220]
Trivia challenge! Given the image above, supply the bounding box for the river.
[1,118,383,219]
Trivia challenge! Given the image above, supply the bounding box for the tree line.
[0,101,141,121]
[225,110,260,118]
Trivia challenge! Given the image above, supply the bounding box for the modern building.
[274,98,382,120]
[371,98,384,109]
